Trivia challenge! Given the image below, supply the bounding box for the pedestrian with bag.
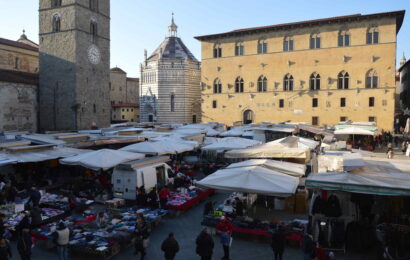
[17,228,32,260]
[196,228,214,260]
[53,222,70,260]
[271,225,285,260]
[161,232,179,260]
[216,216,233,260]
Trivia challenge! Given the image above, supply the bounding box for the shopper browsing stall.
[216,216,233,260]
[159,186,171,209]
[53,222,70,260]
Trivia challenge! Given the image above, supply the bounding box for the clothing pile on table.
[167,188,199,207]
[112,208,168,232]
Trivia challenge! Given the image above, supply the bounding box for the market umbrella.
[201,137,261,151]
[59,149,144,171]
[334,126,375,136]
[152,140,195,154]
[196,166,299,197]
[120,141,174,155]
[226,159,306,177]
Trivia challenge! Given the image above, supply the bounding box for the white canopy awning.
[201,137,261,151]
[151,140,195,153]
[59,148,144,171]
[334,126,375,136]
[225,136,318,160]
[196,166,299,197]
[120,141,173,155]
[227,159,306,177]
[0,147,89,164]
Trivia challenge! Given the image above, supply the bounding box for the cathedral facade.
[140,16,201,124]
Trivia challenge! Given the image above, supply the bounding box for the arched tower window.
[257,76,267,92]
[310,73,320,90]
[213,78,222,94]
[52,14,61,32]
[170,94,175,112]
[90,21,97,42]
[89,0,98,11]
[338,71,349,89]
[51,0,62,7]
[366,69,378,88]
[257,38,267,54]
[235,77,244,93]
[283,74,294,91]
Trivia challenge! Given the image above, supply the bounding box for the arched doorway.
[243,109,254,124]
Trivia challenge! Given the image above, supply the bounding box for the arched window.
[52,14,61,32]
[283,36,294,51]
[213,78,222,94]
[235,77,244,93]
[89,0,98,11]
[366,27,379,44]
[310,73,320,90]
[235,42,244,56]
[51,0,62,7]
[257,76,267,92]
[365,69,378,88]
[338,30,350,47]
[310,33,321,49]
[283,74,294,91]
[170,94,175,112]
[213,43,222,58]
[243,110,254,124]
[257,38,267,54]
[90,21,97,42]
[338,71,349,89]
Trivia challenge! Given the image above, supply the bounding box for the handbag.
[143,238,150,248]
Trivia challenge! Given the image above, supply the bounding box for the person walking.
[302,233,316,260]
[216,216,233,260]
[203,198,214,216]
[17,228,32,260]
[0,235,12,260]
[134,234,146,260]
[196,228,214,260]
[161,232,179,260]
[53,222,70,260]
[147,187,159,209]
[159,186,170,209]
[271,225,285,260]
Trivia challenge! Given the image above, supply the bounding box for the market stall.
[226,159,306,177]
[306,157,410,257]
[59,149,145,171]
[224,136,318,162]
[166,187,215,211]
[119,141,174,155]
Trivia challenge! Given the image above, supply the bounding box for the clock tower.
[39,0,110,131]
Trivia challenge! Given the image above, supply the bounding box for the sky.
[0,0,409,77]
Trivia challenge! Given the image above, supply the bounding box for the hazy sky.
[1,0,409,77]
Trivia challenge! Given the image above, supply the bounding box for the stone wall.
[0,82,37,132]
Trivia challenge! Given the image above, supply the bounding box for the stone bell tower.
[39,0,110,131]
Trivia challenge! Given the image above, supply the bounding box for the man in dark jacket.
[27,186,41,207]
[161,232,179,260]
[17,228,32,260]
[271,225,285,260]
[196,228,214,260]
[203,198,214,216]
[134,234,146,260]
[302,233,316,260]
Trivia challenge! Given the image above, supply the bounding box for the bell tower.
[39,0,110,131]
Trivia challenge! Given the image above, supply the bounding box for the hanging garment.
[324,195,342,217]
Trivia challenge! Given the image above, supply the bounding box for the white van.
[112,156,175,200]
